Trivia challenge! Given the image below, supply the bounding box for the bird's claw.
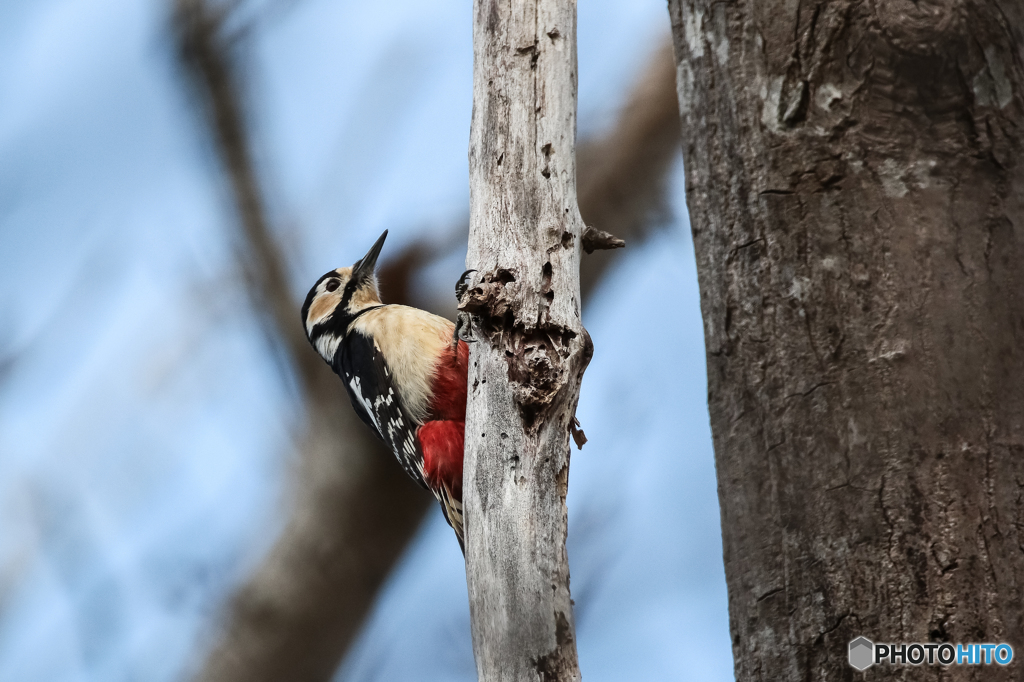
[453,269,479,350]
[455,269,477,301]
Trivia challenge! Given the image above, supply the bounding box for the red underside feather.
[420,420,464,498]
[427,339,469,422]
[420,339,469,497]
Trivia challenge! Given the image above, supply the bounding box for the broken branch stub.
[581,225,626,254]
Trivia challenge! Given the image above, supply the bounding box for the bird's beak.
[352,230,388,281]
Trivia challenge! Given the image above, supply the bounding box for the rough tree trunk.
[461,0,591,680]
[669,1,1024,679]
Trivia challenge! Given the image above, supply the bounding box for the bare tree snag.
[669,1,1024,680]
[462,0,591,680]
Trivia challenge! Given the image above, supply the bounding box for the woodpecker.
[301,230,469,550]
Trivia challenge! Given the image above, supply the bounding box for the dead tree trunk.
[669,1,1024,679]
[461,0,592,680]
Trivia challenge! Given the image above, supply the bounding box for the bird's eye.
[325,279,340,292]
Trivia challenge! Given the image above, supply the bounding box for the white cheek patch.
[315,333,342,361]
[305,273,349,336]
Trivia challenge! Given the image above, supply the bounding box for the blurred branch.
[173,3,429,682]
[577,40,680,298]
[0,323,22,393]
[0,352,16,392]
[175,0,301,366]
[172,1,680,677]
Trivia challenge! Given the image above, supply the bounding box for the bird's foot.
[452,313,477,350]
[452,269,479,350]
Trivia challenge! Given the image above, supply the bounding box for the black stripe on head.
[302,232,387,342]
[319,279,362,338]
[338,277,360,311]
[300,269,342,340]
[318,232,386,337]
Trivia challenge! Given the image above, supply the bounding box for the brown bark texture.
[669,0,1024,680]
[461,0,592,680]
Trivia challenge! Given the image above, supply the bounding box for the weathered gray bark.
[461,0,591,680]
[669,1,1024,679]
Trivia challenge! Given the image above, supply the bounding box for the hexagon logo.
[849,636,875,671]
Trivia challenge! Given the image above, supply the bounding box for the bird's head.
[301,230,388,347]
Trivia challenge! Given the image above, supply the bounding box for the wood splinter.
[570,417,587,450]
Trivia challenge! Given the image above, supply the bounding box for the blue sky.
[0,0,732,680]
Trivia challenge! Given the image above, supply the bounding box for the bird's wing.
[337,331,428,489]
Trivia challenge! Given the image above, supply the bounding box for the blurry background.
[0,0,732,680]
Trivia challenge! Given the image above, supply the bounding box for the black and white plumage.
[336,326,426,485]
[301,230,470,548]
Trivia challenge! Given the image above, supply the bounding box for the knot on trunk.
[874,0,964,56]
[458,267,585,430]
